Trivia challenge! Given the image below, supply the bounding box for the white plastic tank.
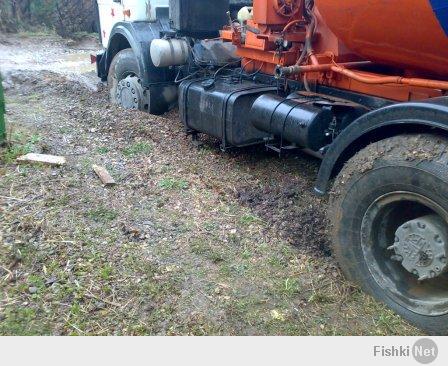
[150,38,189,67]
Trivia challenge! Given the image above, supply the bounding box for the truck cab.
[97,0,169,48]
[95,0,253,115]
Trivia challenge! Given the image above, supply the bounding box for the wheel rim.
[116,76,144,110]
[361,191,448,316]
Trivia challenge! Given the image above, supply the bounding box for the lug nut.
[417,222,426,229]
[391,255,403,262]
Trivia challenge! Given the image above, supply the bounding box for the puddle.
[0,34,102,91]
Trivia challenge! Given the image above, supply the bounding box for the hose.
[330,65,448,91]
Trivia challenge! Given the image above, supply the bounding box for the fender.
[99,19,174,88]
[314,97,448,195]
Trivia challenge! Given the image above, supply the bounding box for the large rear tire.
[330,134,448,335]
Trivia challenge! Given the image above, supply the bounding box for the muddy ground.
[0,34,420,335]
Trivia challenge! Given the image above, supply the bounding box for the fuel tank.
[315,0,448,78]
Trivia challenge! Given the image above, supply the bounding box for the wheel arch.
[102,21,174,88]
[315,97,448,195]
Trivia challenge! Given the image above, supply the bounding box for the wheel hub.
[116,76,144,110]
[391,214,448,280]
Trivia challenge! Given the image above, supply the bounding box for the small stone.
[94,301,106,310]
[28,286,38,294]
[45,276,57,287]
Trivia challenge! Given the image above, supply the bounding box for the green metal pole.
[0,75,5,144]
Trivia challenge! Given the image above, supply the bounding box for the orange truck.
[95,0,448,334]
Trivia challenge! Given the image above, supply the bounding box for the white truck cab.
[97,0,169,48]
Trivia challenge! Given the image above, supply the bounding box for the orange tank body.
[315,0,448,78]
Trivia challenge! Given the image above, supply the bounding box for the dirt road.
[0,33,419,335]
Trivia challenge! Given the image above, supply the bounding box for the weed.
[122,142,152,157]
[0,307,46,336]
[239,214,261,226]
[190,239,225,263]
[280,278,301,297]
[86,206,118,222]
[100,265,114,280]
[159,177,189,191]
[2,133,41,163]
[308,291,335,304]
[97,147,110,154]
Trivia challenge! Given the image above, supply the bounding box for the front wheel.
[330,134,448,335]
[107,48,146,111]
[107,48,176,115]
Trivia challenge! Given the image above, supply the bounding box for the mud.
[0,33,418,335]
[0,33,101,91]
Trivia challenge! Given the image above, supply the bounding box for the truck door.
[97,0,124,48]
[121,0,169,22]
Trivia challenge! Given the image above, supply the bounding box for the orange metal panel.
[315,0,448,78]
[253,0,289,25]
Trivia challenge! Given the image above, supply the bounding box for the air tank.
[315,0,448,78]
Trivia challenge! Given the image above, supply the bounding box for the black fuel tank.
[251,94,334,151]
[179,79,277,148]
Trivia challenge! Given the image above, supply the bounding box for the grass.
[190,239,226,263]
[239,213,262,226]
[18,29,56,38]
[100,265,114,280]
[97,147,110,155]
[0,65,421,336]
[2,131,41,163]
[158,177,189,191]
[122,142,152,157]
[86,206,118,222]
[279,278,301,298]
[0,308,46,336]
[70,32,99,41]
